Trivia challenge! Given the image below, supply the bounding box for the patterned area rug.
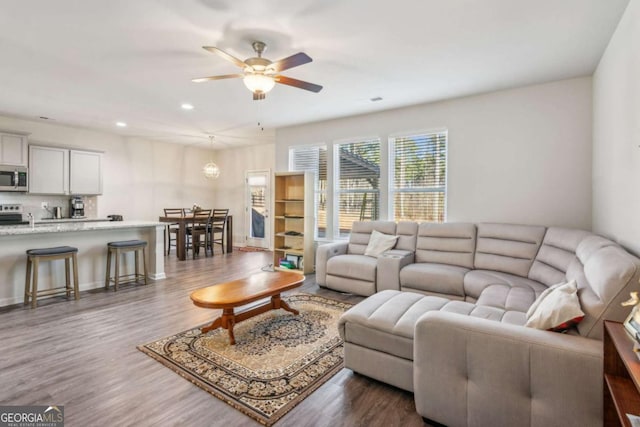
[138,294,352,426]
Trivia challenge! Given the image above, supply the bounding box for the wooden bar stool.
[105,240,148,291]
[24,246,79,309]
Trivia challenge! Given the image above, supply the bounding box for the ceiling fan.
[192,41,323,100]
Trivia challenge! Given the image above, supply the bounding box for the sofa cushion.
[474,223,546,277]
[326,275,377,296]
[348,221,396,255]
[465,270,548,312]
[364,230,399,257]
[326,254,377,282]
[415,222,476,269]
[338,290,526,362]
[567,242,639,339]
[525,280,585,332]
[396,221,419,251]
[529,227,592,286]
[475,284,541,313]
[400,263,469,298]
[576,235,617,263]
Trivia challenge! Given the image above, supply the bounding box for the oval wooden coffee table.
[190,271,305,345]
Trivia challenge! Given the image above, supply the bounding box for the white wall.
[592,0,640,255]
[277,77,593,230]
[0,115,217,221]
[209,143,275,247]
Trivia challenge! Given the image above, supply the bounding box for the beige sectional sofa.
[316,221,640,427]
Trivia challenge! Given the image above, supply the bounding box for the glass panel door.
[245,170,271,248]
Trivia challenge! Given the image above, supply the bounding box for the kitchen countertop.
[35,218,111,224]
[0,220,163,236]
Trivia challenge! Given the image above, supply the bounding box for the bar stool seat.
[25,246,79,308]
[105,240,148,291]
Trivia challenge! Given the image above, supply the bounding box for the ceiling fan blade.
[202,46,246,68]
[275,75,323,93]
[192,74,243,83]
[269,52,312,72]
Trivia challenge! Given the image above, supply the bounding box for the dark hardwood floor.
[0,250,426,427]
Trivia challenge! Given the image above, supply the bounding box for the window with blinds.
[335,139,381,237]
[288,145,327,238]
[391,132,447,222]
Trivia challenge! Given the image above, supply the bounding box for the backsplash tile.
[0,194,98,220]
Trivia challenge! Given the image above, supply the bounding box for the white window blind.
[288,145,327,238]
[335,139,381,237]
[391,132,447,222]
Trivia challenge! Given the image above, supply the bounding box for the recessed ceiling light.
[181,103,194,110]
[116,122,127,127]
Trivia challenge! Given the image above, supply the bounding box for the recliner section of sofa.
[316,220,416,296]
[400,222,475,299]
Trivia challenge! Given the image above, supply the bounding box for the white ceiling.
[0,0,629,149]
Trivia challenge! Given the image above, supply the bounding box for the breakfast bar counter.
[34,218,112,224]
[0,220,162,236]
[0,220,165,307]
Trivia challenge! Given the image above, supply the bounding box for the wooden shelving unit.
[604,321,640,426]
[273,171,315,274]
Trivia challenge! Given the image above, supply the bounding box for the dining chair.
[163,208,183,256]
[187,209,213,258]
[181,208,194,255]
[210,209,229,255]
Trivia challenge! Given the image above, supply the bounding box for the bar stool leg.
[65,257,71,298]
[114,248,120,292]
[142,246,148,286]
[105,248,112,290]
[72,252,80,300]
[24,256,32,305]
[31,257,39,309]
[135,249,140,282]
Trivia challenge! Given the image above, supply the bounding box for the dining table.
[158,214,233,261]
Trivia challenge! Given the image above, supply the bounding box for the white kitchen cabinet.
[0,132,28,166]
[29,146,103,195]
[29,145,69,194]
[70,150,102,195]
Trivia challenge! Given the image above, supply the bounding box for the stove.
[0,204,28,225]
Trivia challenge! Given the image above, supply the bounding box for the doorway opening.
[245,169,271,249]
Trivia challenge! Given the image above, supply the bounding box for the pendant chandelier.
[203,135,220,179]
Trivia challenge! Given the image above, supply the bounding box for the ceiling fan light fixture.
[195,41,322,97]
[243,73,276,94]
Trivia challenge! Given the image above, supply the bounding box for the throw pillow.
[364,230,399,258]
[525,280,585,332]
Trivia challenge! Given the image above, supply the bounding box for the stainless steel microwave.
[0,165,28,192]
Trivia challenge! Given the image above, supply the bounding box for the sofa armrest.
[376,249,415,292]
[315,242,348,286]
[414,312,603,427]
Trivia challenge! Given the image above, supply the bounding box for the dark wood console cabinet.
[604,320,640,426]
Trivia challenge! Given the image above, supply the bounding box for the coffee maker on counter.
[70,196,85,218]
